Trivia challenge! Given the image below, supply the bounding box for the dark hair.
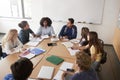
[88,31,102,54]
[68,18,74,24]
[18,21,28,29]
[40,17,52,27]
[75,52,91,71]
[80,27,89,42]
[11,58,33,80]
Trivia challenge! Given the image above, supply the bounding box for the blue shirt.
[71,68,99,80]
[59,25,77,40]
[18,28,34,44]
[4,74,14,80]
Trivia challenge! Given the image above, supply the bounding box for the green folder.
[46,55,64,65]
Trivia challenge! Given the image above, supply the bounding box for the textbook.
[37,66,54,79]
[19,47,45,59]
[46,55,64,65]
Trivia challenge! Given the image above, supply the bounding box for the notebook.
[26,38,43,46]
[37,66,54,79]
[46,55,64,65]
[19,47,45,59]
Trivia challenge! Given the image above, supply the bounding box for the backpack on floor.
[100,51,107,64]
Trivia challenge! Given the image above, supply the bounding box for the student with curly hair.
[36,17,55,37]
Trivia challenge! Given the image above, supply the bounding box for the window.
[0,0,31,18]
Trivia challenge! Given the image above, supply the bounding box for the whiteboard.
[41,0,105,24]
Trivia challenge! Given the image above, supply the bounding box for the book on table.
[19,47,45,59]
[46,55,64,65]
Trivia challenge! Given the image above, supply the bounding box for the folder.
[46,55,64,65]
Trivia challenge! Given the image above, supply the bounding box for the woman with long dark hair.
[72,31,102,71]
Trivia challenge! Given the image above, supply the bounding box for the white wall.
[0,0,120,44]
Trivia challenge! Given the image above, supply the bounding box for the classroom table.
[0,39,77,80]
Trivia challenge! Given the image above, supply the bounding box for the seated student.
[59,18,77,40]
[36,17,55,37]
[2,29,23,55]
[72,31,102,71]
[18,21,36,44]
[4,58,33,80]
[80,27,89,46]
[62,52,99,80]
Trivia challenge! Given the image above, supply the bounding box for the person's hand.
[63,36,68,39]
[61,72,67,80]
[71,46,79,50]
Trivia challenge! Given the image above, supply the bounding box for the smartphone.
[67,68,75,72]
[47,43,57,46]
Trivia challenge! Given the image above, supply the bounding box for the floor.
[98,45,120,80]
[0,33,120,80]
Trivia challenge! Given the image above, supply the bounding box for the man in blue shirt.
[59,18,77,40]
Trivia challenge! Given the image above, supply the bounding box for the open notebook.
[19,47,45,59]
[26,38,43,46]
[37,66,54,79]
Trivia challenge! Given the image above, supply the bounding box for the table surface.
[0,39,77,80]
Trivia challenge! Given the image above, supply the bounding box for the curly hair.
[40,17,52,27]
[75,51,91,71]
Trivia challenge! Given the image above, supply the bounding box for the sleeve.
[36,27,42,36]
[90,45,96,55]
[58,25,66,38]
[50,26,55,35]
[71,25,77,39]
[4,42,12,54]
[28,28,34,34]
[18,30,28,44]
[13,39,23,52]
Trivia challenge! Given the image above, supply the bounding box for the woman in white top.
[2,29,23,55]
[36,17,55,37]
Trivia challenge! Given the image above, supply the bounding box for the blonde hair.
[75,52,91,71]
[2,29,18,48]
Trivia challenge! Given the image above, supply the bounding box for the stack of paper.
[53,62,73,80]
[67,48,79,56]
[62,42,73,48]
[37,66,54,79]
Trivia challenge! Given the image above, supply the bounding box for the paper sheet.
[53,70,64,80]
[41,35,49,39]
[62,42,73,48]
[37,66,54,79]
[67,48,79,56]
[60,62,73,71]
[26,38,43,46]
